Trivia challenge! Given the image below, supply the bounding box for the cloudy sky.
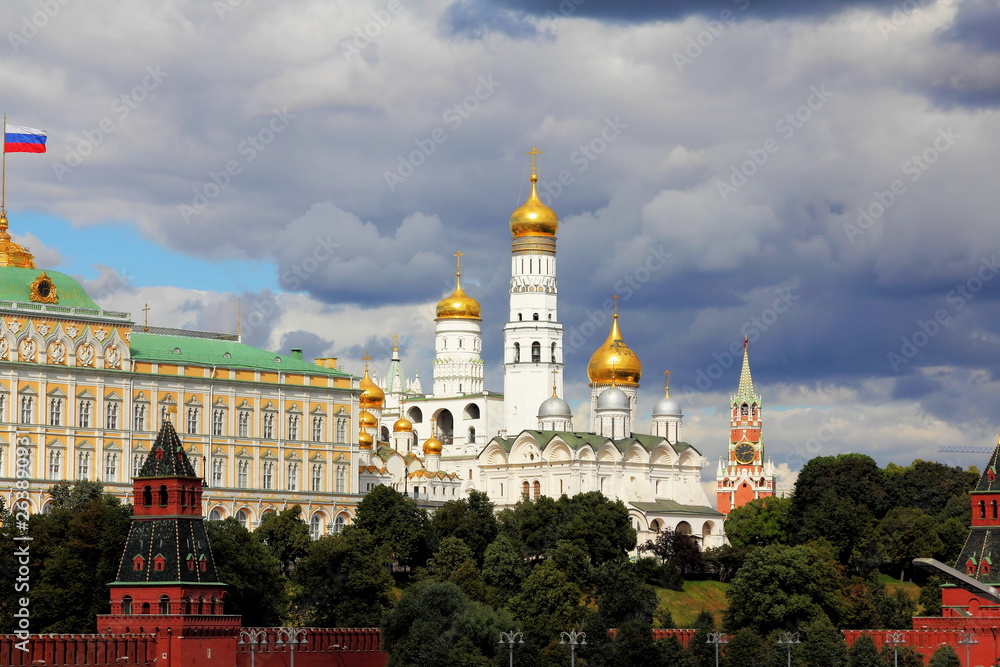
[3,0,1000,485]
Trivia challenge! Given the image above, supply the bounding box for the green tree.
[725,496,791,548]
[881,645,924,667]
[703,544,751,583]
[545,539,593,588]
[381,580,512,667]
[508,558,586,646]
[800,614,848,667]
[867,507,942,580]
[432,490,498,565]
[847,635,883,667]
[482,534,528,604]
[644,528,704,575]
[557,491,636,565]
[788,454,888,564]
[916,577,943,617]
[593,558,657,626]
[205,517,287,625]
[689,610,720,667]
[927,645,960,667]
[254,504,311,573]
[884,460,977,516]
[292,525,393,627]
[497,494,563,558]
[723,628,774,667]
[424,536,476,581]
[355,484,433,569]
[659,634,696,667]
[841,575,915,630]
[724,544,847,635]
[611,616,665,667]
[27,482,132,633]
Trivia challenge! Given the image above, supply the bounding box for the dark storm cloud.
[940,0,1000,52]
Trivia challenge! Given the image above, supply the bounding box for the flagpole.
[2,115,7,214]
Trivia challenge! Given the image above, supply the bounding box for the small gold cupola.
[587,298,642,386]
[435,250,481,320]
[509,148,559,241]
[358,351,385,409]
[0,210,35,268]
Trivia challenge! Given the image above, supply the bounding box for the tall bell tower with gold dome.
[503,149,564,435]
[433,251,484,396]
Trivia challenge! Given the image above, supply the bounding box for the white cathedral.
[355,156,725,549]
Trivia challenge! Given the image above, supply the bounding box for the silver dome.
[653,397,682,417]
[596,386,630,411]
[538,395,573,419]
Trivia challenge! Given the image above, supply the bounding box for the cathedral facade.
[366,156,726,549]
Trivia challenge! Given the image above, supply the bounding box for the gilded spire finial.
[527,147,542,182]
[393,334,399,353]
[142,303,150,332]
[664,370,671,398]
[362,349,372,369]
[551,369,559,397]
[613,294,619,318]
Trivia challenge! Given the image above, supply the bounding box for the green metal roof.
[630,499,724,517]
[129,332,351,376]
[0,266,100,309]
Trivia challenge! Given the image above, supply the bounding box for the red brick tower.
[97,417,240,665]
[716,338,776,515]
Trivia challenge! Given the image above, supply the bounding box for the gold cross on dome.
[142,303,150,331]
[362,350,372,369]
[612,294,619,316]
[527,147,542,175]
[454,250,463,274]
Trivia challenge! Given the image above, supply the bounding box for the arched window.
[531,342,541,362]
[551,342,557,363]
[141,602,150,615]
[741,403,749,417]
[158,485,168,507]
[980,500,987,519]
[334,514,346,534]
[468,427,476,443]
[992,500,998,520]
[211,596,220,615]
[183,596,192,615]
[159,595,170,615]
[142,485,152,507]
[180,485,188,507]
[532,480,541,500]
[121,596,133,615]
[518,313,523,321]
[522,481,530,498]
[533,313,539,321]
[310,513,322,540]
[198,595,206,615]
[513,343,520,363]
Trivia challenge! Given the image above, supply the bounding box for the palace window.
[133,404,146,431]
[238,411,250,437]
[49,398,62,425]
[263,413,275,439]
[311,463,323,492]
[333,514,346,534]
[104,452,117,481]
[77,451,90,479]
[0,394,6,420]
[187,407,199,434]
[262,461,274,489]
[287,414,299,440]
[105,401,119,430]
[78,400,92,428]
[212,458,223,487]
[160,405,170,424]
[212,409,225,436]
[335,417,346,442]
[20,396,33,424]
[133,453,144,477]
[48,450,61,479]
[287,462,298,491]
[312,415,323,442]
[335,464,347,493]
[237,460,249,488]
[310,514,322,540]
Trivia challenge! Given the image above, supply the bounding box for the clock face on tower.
[734,442,755,465]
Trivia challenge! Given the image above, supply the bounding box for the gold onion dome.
[359,410,377,429]
[359,365,385,408]
[588,312,642,385]
[436,251,481,320]
[509,172,559,238]
[393,417,413,432]
[358,428,374,449]
[0,210,36,268]
[422,434,443,456]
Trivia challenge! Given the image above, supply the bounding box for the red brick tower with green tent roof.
[97,415,240,665]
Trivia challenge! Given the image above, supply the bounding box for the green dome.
[0,266,100,310]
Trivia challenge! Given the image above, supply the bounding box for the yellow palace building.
[0,210,360,537]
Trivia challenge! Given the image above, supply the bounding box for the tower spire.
[737,336,755,400]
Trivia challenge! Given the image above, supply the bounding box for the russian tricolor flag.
[5,125,47,153]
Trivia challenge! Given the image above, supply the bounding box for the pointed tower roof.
[953,436,1000,583]
[137,418,198,478]
[732,337,760,405]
